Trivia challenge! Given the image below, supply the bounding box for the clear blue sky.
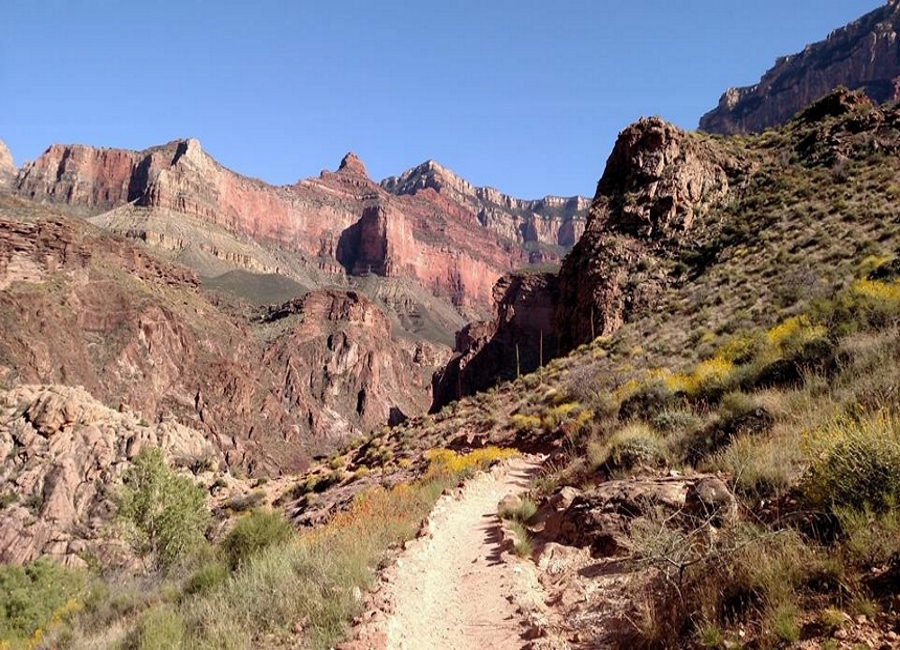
[0,1,885,198]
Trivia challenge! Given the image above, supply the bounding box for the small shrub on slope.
[117,447,210,570]
[802,412,900,513]
[220,509,295,571]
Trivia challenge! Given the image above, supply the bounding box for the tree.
[117,447,210,569]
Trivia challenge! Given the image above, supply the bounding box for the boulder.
[683,477,738,527]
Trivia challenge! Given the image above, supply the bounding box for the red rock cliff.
[700,1,900,134]
[0,197,439,475]
[15,141,539,311]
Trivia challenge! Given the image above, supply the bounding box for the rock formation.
[381,159,588,249]
[556,118,749,352]
[0,384,220,567]
[0,196,442,475]
[431,272,559,410]
[700,1,900,134]
[430,117,750,403]
[14,140,585,313]
[261,290,436,443]
[0,140,14,188]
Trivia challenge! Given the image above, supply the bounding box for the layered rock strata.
[14,141,586,312]
[700,1,900,134]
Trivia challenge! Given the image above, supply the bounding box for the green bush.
[220,509,295,571]
[802,413,900,513]
[130,606,186,650]
[651,409,699,434]
[0,558,86,646]
[589,423,666,472]
[117,447,211,569]
[183,560,230,597]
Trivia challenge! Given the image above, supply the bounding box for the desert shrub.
[835,505,900,568]
[183,560,230,597]
[220,510,295,571]
[562,364,602,404]
[766,315,828,359]
[651,408,699,434]
[588,423,665,472]
[662,356,740,403]
[225,489,267,511]
[709,433,800,500]
[802,412,900,513]
[542,401,580,429]
[510,413,542,434]
[117,447,211,569]
[0,558,86,647]
[631,523,812,648]
[506,520,533,558]
[497,496,537,524]
[129,606,186,650]
[424,446,516,481]
[618,379,676,421]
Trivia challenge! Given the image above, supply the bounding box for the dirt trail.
[378,456,546,650]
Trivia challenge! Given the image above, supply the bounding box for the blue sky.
[1,1,885,198]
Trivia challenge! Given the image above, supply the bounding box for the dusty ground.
[344,456,550,649]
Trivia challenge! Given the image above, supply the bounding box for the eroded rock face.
[381,159,588,249]
[556,118,748,351]
[0,201,442,475]
[261,290,436,447]
[0,140,15,188]
[0,384,220,567]
[431,271,559,410]
[700,1,900,134]
[14,140,570,312]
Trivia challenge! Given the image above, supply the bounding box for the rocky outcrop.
[14,141,544,312]
[382,159,588,249]
[0,199,443,475]
[556,118,749,351]
[431,271,559,410]
[554,476,736,558]
[0,384,220,567]
[700,1,900,134]
[0,140,14,188]
[261,290,435,445]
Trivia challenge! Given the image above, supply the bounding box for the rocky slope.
[13,141,586,314]
[700,0,900,134]
[0,195,441,476]
[437,89,895,400]
[0,384,221,567]
[556,116,751,352]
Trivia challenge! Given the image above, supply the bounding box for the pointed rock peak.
[338,152,368,177]
[170,137,207,166]
[0,140,14,180]
[0,139,13,164]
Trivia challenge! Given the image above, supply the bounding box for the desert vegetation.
[0,446,514,649]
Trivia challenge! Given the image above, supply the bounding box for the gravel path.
[380,456,544,650]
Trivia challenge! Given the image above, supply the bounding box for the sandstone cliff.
[700,1,900,134]
[14,141,557,313]
[0,196,441,475]
[431,271,559,410]
[381,160,588,250]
